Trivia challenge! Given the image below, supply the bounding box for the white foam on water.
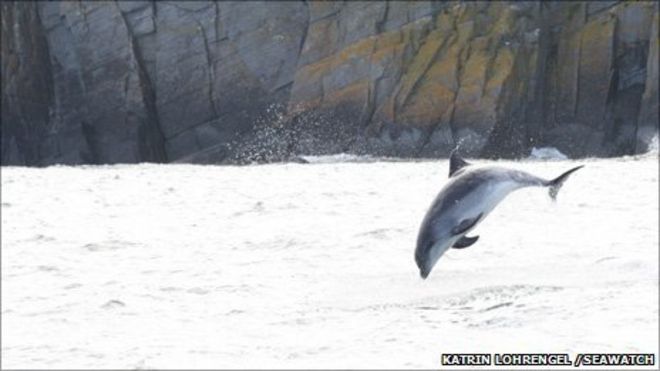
[528,147,569,161]
[300,153,376,163]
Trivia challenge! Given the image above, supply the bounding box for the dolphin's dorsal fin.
[449,150,471,177]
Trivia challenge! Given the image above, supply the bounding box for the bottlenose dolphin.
[415,151,583,279]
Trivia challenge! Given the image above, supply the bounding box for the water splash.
[646,134,659,156]
[528,147,569,161]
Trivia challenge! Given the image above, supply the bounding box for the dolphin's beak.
[416,247,434,279]
[419,266,430,279]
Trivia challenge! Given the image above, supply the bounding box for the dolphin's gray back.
[430,166,546,220]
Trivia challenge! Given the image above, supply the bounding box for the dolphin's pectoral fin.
[451,213,483,235]
[452,235,479,249]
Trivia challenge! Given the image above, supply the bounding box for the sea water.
[2,153,658,368]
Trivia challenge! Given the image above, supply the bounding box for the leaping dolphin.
[415,151,584,279]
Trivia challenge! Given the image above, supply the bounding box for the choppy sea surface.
[2,153,658,368]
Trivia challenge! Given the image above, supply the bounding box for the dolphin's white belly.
[460,179,522,229]
[482,180,522,213]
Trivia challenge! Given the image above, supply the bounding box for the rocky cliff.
[1,1,658,166]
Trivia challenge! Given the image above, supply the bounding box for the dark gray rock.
[2,2,55,165]
[2,1,659,166]
[116,1,151,14]
[636,5,659,152]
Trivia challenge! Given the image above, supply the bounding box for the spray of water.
[646,134,659,156]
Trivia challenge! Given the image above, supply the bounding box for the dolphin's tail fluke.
[546,165,584,201]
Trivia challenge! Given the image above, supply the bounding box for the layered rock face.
[1,1,658,165]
